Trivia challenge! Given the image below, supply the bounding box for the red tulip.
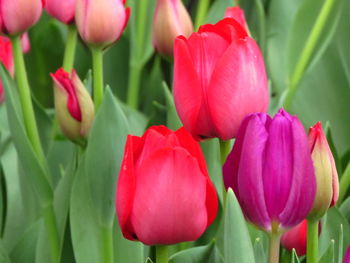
[45,0,76,24]
[281,220,321,256]
[0,36,14,103]
[75,0,130,48]
[116,126,218,245]
[152,0,193,56]
[0,0,43,35]
[173,18,269,140]
[224,6,248,31]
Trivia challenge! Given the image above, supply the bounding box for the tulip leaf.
[287,0,344,79]
[85,88,129,227]
[0,239,11,263]
[324,123,342,173]
[290,249,300,263]
[169,242,223,263]
[163,82,182,131]
[145,258,154,263]
[206,0,233,24]
[339,197,350,222]
[319,240,335,263]
[223,188,255,263]
[0,66,53,207]
[254,238,267,263]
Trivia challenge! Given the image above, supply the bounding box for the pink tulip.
[344,246,350,263]
[173,18,269,140]
[51,68,94,140]
[0,0,43,35]
[152,0,193,56]
[116,126,218,245]
[307,122,339,219]
[21,33,31,54]
[45,0,76,24]
[224,6,248,31]
[75,0,130,47]
[0,36,14,103]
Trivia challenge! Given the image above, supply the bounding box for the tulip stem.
[219,140,231,165]
[101,226,114,263]
[283,0,338,110]
[10,35,45,164]
[307,219,319,263]
[42,204,60,263]
[91,47,104,109]
[156,245,168,263]
[127,64,142,109]
[63,25,77,72]
[268,232,281,263]
[195,0,210,30]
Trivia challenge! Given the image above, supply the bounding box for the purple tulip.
[223,108,316,233]
[345,246,350,263]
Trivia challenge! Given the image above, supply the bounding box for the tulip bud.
[345,246,350,263]
[51,68,94,140]
[152,0,193,56]
[307,122,339,220]
[116,126,218,245]
[75,0,130,48]
[45,0,76,24]
[224,6,248,31]
[174,18,268,140]
[281,220,321,256]
[0,0,43,35]
[223,109,316,233]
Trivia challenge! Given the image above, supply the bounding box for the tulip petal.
[228,113,271,230]
[207,36,268,139]
[279,116,316,228]
[116,135,141,240]
[131,147,207,245]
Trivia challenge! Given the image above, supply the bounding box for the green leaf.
[319,240,335,263]
[223,189,255,263]
[163,82,182,131]
[145,258,154,263]
[0,66,53,207]
[205,0,233,24]
[325,123,342,173]
[254,238,267,263]
[85,88,129,227]
[291,249,300,263]
[170,242,223,263]
[339,197,350,222]
[0,239,11,263]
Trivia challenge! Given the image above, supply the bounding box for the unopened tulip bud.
[281,220,321,256]
[224,6,248,31]
[153,0,193,56]
[51,68,94,140]
[75,0,130,48]
[45,0,76,24]
[0,0,43,35]
[307,122,339,220]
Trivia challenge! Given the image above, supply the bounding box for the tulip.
[224,6,248,31]
[21,33,31,54]
[51,68,94,140]
[173,18,269,140]
[0,36,14,103]
[281,220,321,256]
[116,126,218,245]
[223,109,316,233]
[75,0,130,48]
[45,0,76,24]
[344,246,350,263]
[0,0,43,35]
[307,122,339,220]
[152,0,193,56]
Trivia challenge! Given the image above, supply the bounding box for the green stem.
[91,47,104,109]
[101,226,114,263]
[195,0,210,30]
[268,232,281,263]
[42,204,60,263]
[307,219,319,263]
[62,25,77,72]
[283,0,337,110]
[339,162,350,204]
[219,140,231,165]
[10,35,45,164]
[156,246,168,263]
[127,64,142,109]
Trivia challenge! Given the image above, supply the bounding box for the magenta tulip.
[223,109,316,233]
[45,0,76,24]
[75,0,130,47]
[173,18,269,140]
[0,0,43,35]
[344,246,350,263]
[116,126,218,245]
